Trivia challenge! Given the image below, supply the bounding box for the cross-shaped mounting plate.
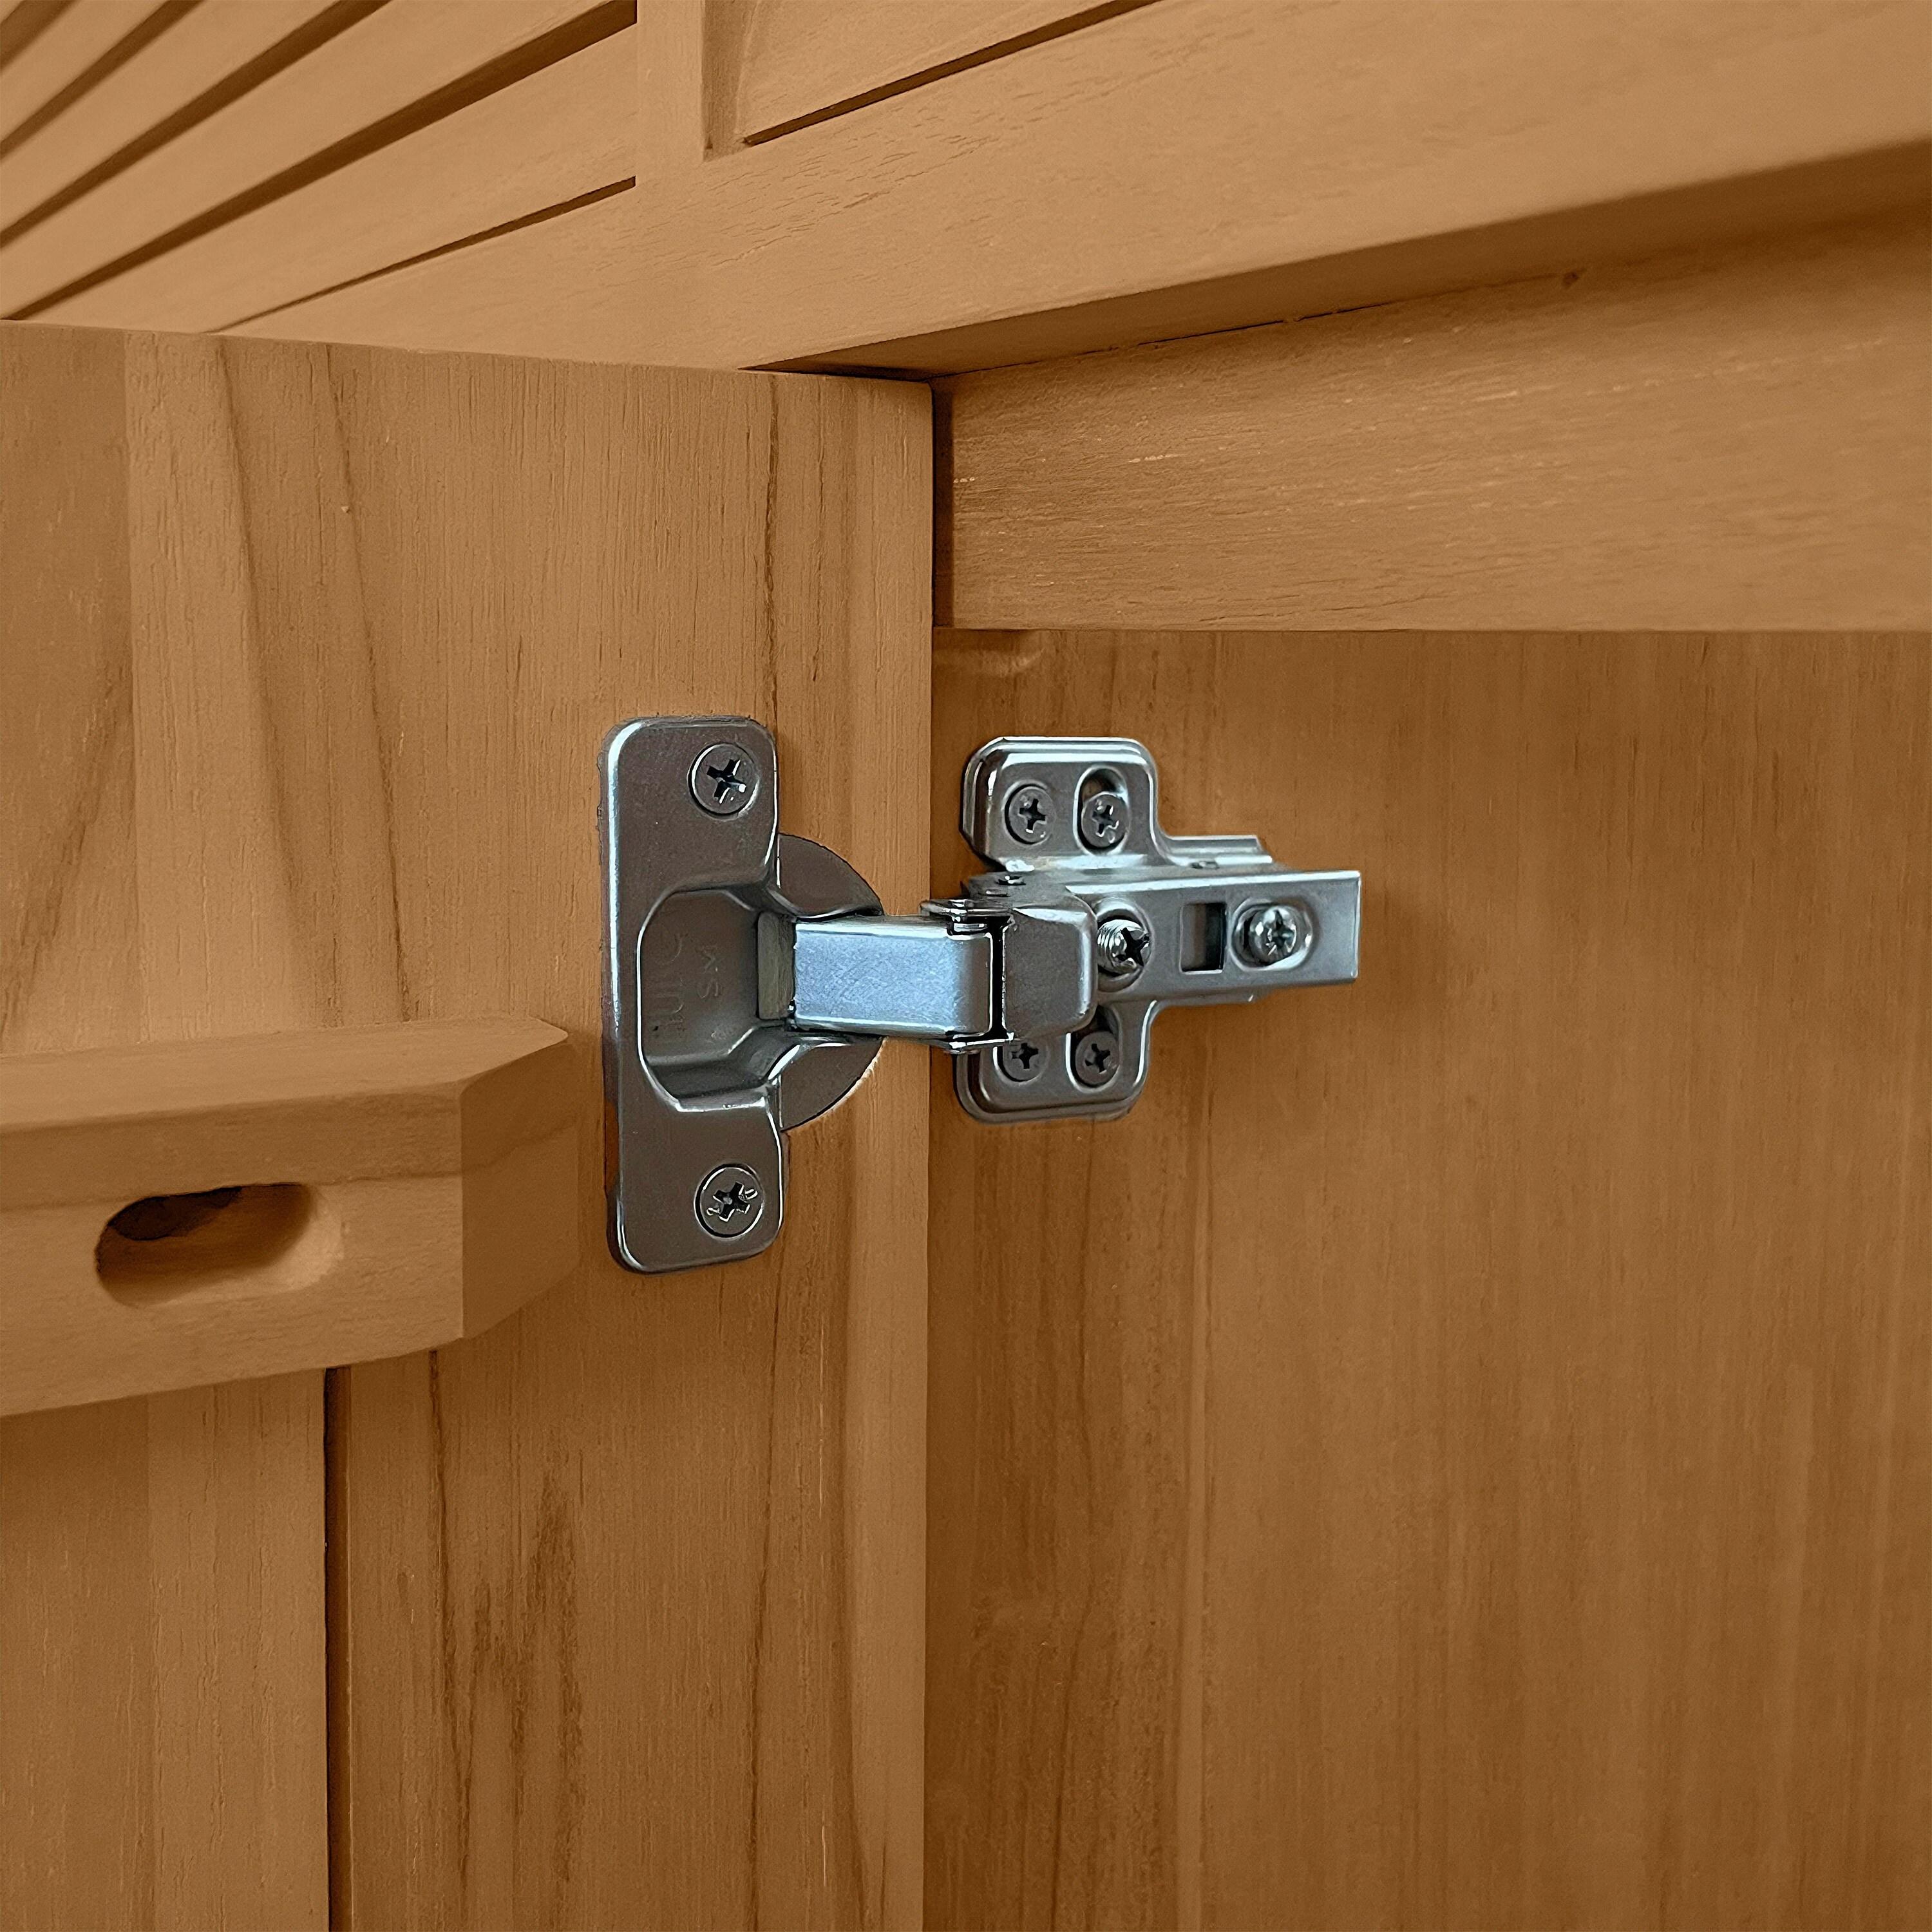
[950,737,1362,1123]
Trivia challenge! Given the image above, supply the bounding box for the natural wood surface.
[1,321,326,1930]
[928,628,1932,1932]
[0,0,174,147]
[3,0,620,318]
[0,1018,579,1416]
[0,1,71,66]
[227,16,1929,375]
[732,0,1125,142]
[2,321,929,1927]
[0,0,336,235]
[626,0,1930,370]
[0,1374,328,1931]
[44,24,633,330]
[229,178,645,354]
[294,337,927,1932]
[942,214,1932,632]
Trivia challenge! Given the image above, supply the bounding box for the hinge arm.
[762,900,1099,1048]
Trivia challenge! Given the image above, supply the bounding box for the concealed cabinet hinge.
[601,718,1361,1272]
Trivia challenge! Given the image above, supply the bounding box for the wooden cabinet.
[0,5,1926,1929]
[0,323,928,1929]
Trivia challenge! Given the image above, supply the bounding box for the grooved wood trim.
[1,319,326,1930]
[1,0,618,316]
[629,0,1930,371]
[0,3,80,71]
[43,26,633,330]
[229,180,640,353]
[940,213,1932,633]
[732,0,1135,142]
[929,627,1932,1932]
[0,1018,580,1416]
[223,2,1930,373]
[0,0,337,235]
[0,0,174,146]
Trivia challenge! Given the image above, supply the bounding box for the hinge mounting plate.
[949,736,1360,1122]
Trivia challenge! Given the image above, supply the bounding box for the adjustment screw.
[995,1039,1046,1083]
[696,1163,766,1238]
[1095,910,1151,983]
[690,742,758,817]
[1003,782,1052,845]
[1071,1022,1121,1090]
[1236,901,1315,969]
[1079,789,1129,851]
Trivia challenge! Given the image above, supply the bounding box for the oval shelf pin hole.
[95,1183,336,1305]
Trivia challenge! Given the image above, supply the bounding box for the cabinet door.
[0,323,929,1931]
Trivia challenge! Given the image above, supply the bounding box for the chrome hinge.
[601,718,1360,1271]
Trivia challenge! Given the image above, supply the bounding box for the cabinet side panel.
[927,629,1931,1932]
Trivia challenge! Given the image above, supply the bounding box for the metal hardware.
[1072,1019,1122,1090]
[690,740,758,817]
[1079,786,1130,851]
[603,721,1359,1270]
[696,1163,766,1239]
[996,1037,1046,1083]
[1235,900,1315,969]
[1003,781,1052,846]
[601,718,884,1273]
[947,736,1360,1124]
[1095,909,1151,984]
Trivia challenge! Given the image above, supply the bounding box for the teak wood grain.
[1,0,618,318]
[941,213,1931,634]
[41,24,634,332]
[730,0,1126,142]
[0,0,175,147]
[225,2,1928,372]
[1,320,328,1931]
[0,1017,579,1416]
[650,0,1930,371]
[1,322,929,1928]
[0,0,337,236]
[928,629,1931,1932]
[291,336,927,1932]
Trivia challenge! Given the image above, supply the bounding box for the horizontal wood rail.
[938,211,1931,632]
[0,1016,579,1414]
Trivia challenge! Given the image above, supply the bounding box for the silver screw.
[1003,783,1052,844]
[690,742,758,817]
[995,1039,1046,1083]
[696,1162,765,1238]
[1079,790,1129,851]
[1236,901,1314,969]
[1095,910,1151,983]
[1071,1023,1121,1090]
